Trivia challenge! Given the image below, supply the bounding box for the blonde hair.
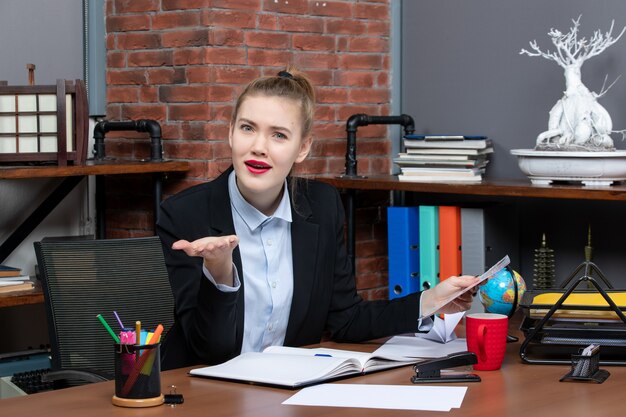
[231,66,316,138]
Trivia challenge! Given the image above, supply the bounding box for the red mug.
[465,313,508,371]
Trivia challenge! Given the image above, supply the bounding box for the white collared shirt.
[204,171,294,353]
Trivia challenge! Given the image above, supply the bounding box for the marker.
[113,311,125,330]
[96,314,120,343]
[315,353,332,357]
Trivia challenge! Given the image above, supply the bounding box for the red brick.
[204,124,231,140]
[314,122,344,140]
[367,20,390,36]
[162,0,210,10]
[214,66,260,84]
[117,33,161,50]
[349,88,389,104]
[210,28,245,46]
[263,0,308,14]
[202,10,256,29]
[147,68,187,84]
[337,105,380,121]
[348,37,388,53]
[294,53,338,69]
[162,30,209,48]
[151,11,201,29]
[114,0,159,14]
[248,49,292,67]
[128,50,174,67]
[161,123,181,140]
[244,32,290,50]
[336,71,375,87]
[107,69,147,85]
[107,86,139,103]
[308,1,353,18]
[292,34,335,51]
[315,106,335,122]
[166,141,214,159]
[338,54,384,70]
[180,122,208,140]
[354,3,388,20]
[121,104,167,121]
[169,104,211,121]
[326,19,367,35]
[107,52,126,68]
[304,69,333,86]
[106,14,151,32]
[204,47,247,65]
[160,85,233,102]
[173,48,206,65]
[278,16,324,33]
[258,14,278,30]
[140,86,159,102]
[186,67,214,83]
[212,0,261,10]
[210,104,233,122]
[211,140,232,158]
[316,87,349,103]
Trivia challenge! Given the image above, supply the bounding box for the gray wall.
[401,0,626,179]
[400,1,626,287]
[0,0,84,84]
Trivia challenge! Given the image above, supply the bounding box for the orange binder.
[438,206,462,281]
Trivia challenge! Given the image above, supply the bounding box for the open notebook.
[189,346,418,388]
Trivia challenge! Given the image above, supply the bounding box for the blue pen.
[315,353,332,357]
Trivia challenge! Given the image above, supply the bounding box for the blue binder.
[419,205,440,290]
[387,207,420,299]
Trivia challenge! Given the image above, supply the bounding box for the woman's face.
[229,94,311,214]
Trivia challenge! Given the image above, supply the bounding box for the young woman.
[156,67,480,367]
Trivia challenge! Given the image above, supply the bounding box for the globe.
[478,268,527,316]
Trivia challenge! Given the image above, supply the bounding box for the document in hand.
[189,346,418,388]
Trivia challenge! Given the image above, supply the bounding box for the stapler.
[411,351,481,383]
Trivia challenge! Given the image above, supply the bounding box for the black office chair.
[33,236,176,386]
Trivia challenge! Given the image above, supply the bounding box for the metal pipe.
[93,119,163,161]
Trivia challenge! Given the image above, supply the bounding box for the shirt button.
[268,324,273,331]
[267,239,273,246]
[271,281,277,288]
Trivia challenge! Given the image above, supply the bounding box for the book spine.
[418,206,439,290]
[438,206,462,281]
[387,207,421,299]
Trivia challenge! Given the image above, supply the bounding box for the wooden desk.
[1,339,623,417]
[0,159,189,264]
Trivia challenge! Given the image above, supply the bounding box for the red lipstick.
[244,159,271,174]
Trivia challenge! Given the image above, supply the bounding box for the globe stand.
[506,279,519,343]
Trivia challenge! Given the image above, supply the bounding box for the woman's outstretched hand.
[420,275,483,316]
[172,235,239,286]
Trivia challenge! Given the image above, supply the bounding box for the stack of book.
[394,135,493,182]
[0,265,34,294]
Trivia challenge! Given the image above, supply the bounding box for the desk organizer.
[560,350,610,383]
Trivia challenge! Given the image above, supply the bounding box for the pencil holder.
[112,343,164,407]
[560,350,610,383]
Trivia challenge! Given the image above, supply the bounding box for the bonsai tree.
[521,16,626,151]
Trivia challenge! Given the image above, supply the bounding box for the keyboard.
[10,368,54,394]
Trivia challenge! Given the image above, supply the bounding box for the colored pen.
[113,311,125,330]
[135,321,141,347]
[96,314,120,343]
[315,353,332,357]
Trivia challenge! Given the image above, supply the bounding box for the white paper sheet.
[421,312,465,343]
[372,335,468,359]
[282,384,467,411]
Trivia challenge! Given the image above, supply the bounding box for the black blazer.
[157,167,421,366]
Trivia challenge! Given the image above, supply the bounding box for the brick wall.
[104,0,392,299]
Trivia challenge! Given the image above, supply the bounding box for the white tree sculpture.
[520,16,626,151]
